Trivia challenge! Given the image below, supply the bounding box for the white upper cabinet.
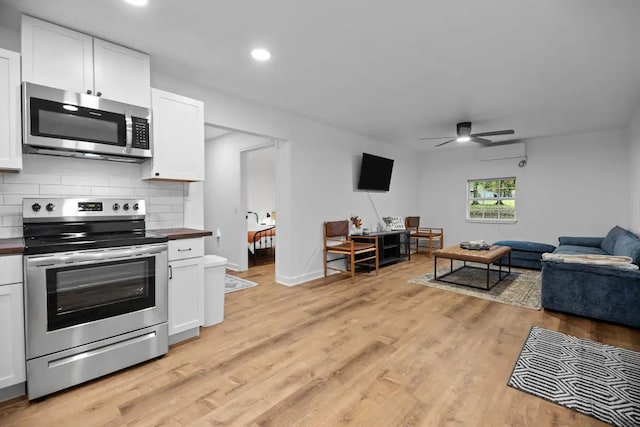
[21,15,150,107]
[0,48,22,171]
[93,39,151,108]
[142,89,205,182]
[21,16,93,95]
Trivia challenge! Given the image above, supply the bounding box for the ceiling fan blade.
[471,129,515,138]
[419,136,456,140]
[470,137,493,145]
[434,138,457,147]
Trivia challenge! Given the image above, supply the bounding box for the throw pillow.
[612,233,640,265]
[601,226,629,255]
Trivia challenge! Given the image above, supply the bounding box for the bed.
[247,212,276,265]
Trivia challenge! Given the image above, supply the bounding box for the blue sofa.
[541,226,640,328]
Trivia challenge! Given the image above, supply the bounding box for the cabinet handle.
[177,248,192,252]
[86,89,92,95]
[155,172,160,177]
[96,91,102,97]
[169,265,173,279]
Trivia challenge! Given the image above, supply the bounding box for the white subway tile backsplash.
[150,196,183,206]
[148,212,183,222]
[0,161,186,236]
[62,176,109,186]
[4,173,61,185]
[4,194,40,205]
[134,187,174,197]
[0,227,21,238]
[146,221,177,230]
[0,205,22,215]
[91,186,135,196]
[0,184,40,194]
[3,216,22,227]
[40,185,92,195]
[147,204,172,213]
[109,177,148,188]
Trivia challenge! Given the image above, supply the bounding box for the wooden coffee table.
[433,245,511,290]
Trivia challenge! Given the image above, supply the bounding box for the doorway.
[242,145,277,269]
[203,123,281,273]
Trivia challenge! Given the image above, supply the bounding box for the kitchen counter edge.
[0,238,25,254]
[150,228,213,240]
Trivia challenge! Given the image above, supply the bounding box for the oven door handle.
[27,244,167,267]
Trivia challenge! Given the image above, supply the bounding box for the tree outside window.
[468,177,516,221]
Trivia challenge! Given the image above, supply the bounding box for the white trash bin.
[203,254,227,327]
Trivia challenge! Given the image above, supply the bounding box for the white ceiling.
[1,0,639,150]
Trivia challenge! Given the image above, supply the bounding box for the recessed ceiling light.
[251,48,271,62]
[62,105,78,112]
[124,0,148,6]
[457,136,471,143]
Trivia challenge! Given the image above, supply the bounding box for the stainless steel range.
[23,198,169,400]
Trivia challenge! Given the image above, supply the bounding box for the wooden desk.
[351,230,411,269]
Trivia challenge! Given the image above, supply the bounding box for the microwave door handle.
[125,113,133,154]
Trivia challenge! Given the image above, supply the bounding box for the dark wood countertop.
[0,238,25,255]
[150,228,213,240]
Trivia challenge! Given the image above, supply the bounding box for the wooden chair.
[404,216,444,257]
[323,220,379,283]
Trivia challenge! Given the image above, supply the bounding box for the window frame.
[466,177,517,224]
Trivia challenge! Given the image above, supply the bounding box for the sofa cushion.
[509,251,549,261]
[553,245,607,256]
[558,236,604,247]
[612,233,640,265]
[601,226,629,255]
[493,240,556,253]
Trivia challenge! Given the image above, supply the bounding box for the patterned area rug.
[508,326,640,427]
[224,274,258,294]
[409,263,541,310]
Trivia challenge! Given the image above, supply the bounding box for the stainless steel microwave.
[22,82,152,162]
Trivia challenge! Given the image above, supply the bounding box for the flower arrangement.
[350,215,362,228]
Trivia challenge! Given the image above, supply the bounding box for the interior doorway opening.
[203,123,282,273]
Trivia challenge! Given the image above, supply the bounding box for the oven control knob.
[133,203,139,211]
[112,203,120,211]
[31,203,41,212]
[123,203,130,211]
[46,203,55,212]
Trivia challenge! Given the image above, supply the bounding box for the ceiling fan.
[419,122,515,147]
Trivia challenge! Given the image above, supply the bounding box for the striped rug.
[508,326,640,427]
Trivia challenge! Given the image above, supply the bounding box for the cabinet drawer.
[0,255,22,285]
[169,238,204,261]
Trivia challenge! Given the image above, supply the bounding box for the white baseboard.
[225,262,241,271]
[276,269,326,286]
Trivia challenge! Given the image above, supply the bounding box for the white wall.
[246,146,276,221]
[419,129,630,247]
[153,72,419,285]
[0,155,185,238]
[629,106,640,234]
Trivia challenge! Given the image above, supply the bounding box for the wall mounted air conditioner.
[477,142,526,161]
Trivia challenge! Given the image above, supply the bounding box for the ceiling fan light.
[457,136,471,143]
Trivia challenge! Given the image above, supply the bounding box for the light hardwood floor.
[1,256,638,426]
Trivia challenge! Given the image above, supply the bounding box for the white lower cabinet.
[168,238,204,340]
[0,255,25,390]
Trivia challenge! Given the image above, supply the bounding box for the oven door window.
[30,97,126,146]
[46,257,156,331]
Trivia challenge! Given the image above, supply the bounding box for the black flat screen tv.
[357,153,394,191]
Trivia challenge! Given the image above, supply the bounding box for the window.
[467,177,516,222]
